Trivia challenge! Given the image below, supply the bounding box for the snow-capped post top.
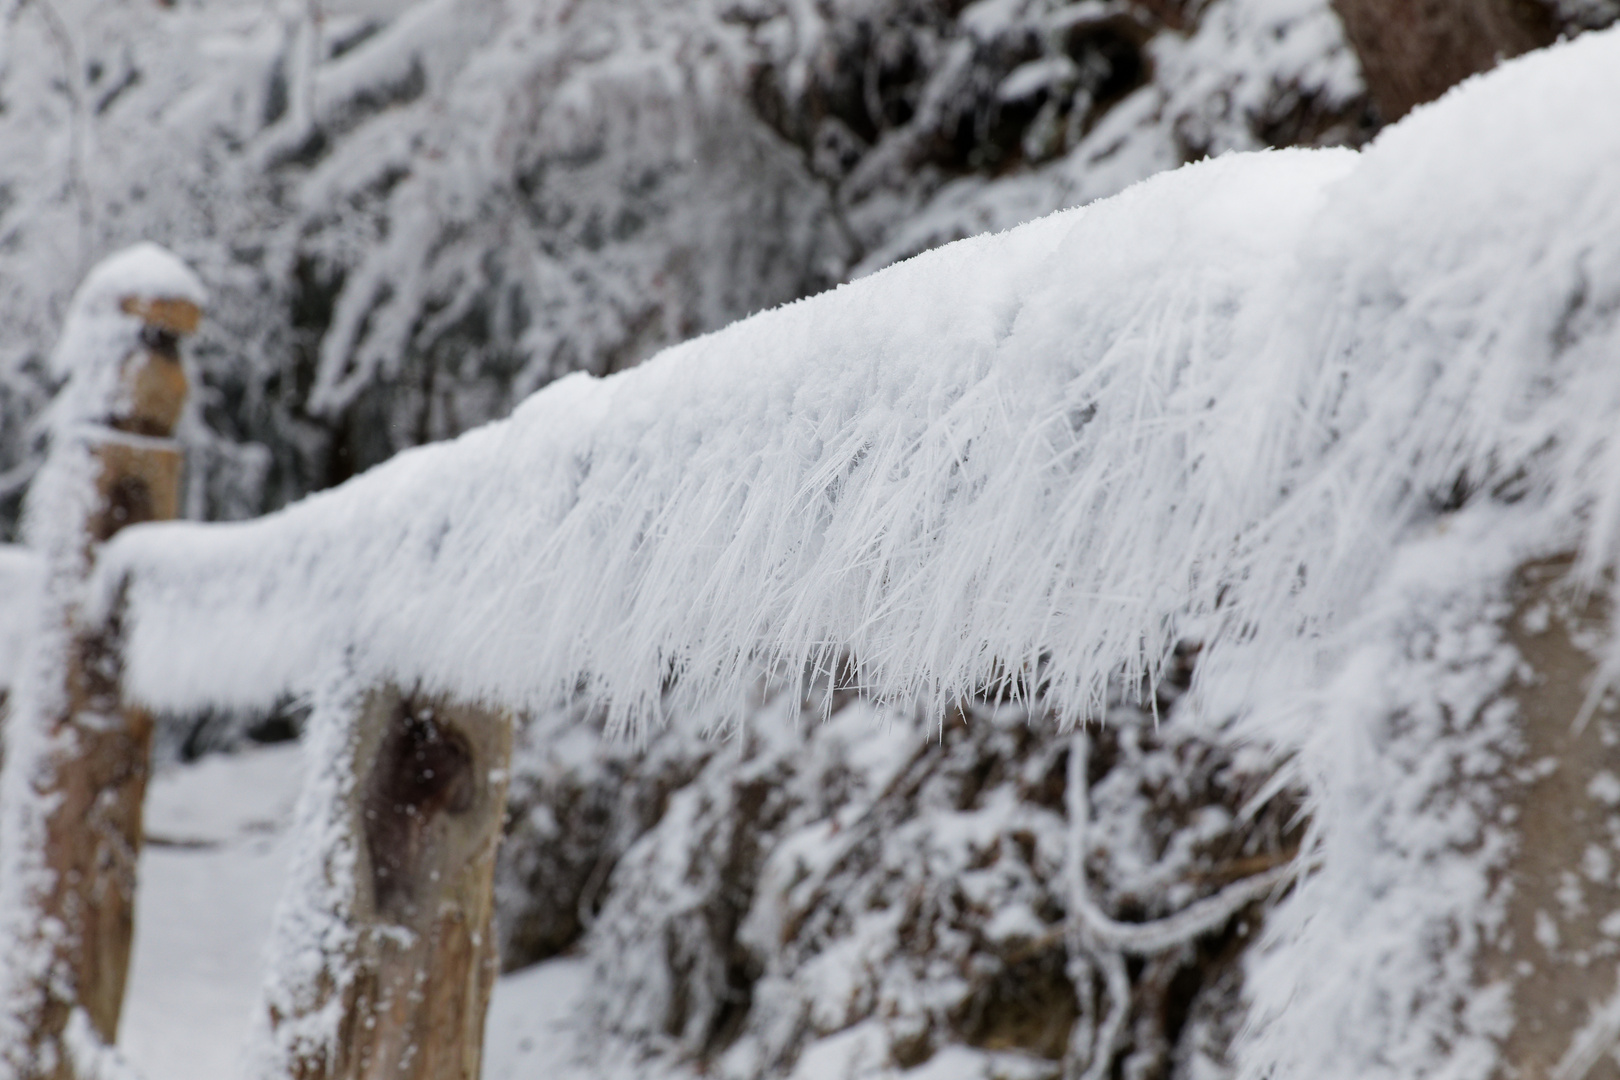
[47,242,205,435]
[25,242,205,556]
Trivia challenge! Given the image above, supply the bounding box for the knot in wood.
[364,696,477,918]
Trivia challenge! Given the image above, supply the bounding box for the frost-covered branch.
[1060,730,1303,1079]
[27,0,94,272]
[1062,732,1124,1080]
[1063,733,1302,958]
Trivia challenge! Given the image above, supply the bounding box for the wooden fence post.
[1477,557,1620,1077]
[256,681,512,1080]
[0,245,201,1078]
[1329,0,1556,122]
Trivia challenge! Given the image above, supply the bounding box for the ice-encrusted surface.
[97,28,1620,735]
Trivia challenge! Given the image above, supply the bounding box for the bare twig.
[1064,730,1127,1080]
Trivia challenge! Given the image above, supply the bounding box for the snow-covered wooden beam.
[93,32,1620,739]
[1330,0,1555,121]
[0,243,204,1080]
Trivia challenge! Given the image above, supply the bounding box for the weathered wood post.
[1329,0,1556,122]
[1479,557,1620,1079]
[0,243,202,1078]
[254,679,513,1080]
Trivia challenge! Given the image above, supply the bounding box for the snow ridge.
[96,143,1351,729]
[98,29,1620,737]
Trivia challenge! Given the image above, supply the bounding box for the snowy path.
[121,744,301,1079]
[119,742,597,1080]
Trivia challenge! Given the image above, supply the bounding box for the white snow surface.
[45,242,206,380]
[0,547,41,691]
[43,243,205,434]
[104,139,1358,727]
[72,28,1620,1079]
[121,746,303,1080]
[99,28,1620,733]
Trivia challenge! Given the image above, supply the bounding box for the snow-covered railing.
[4,25,1620,1080]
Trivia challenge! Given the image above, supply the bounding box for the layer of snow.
[854,0,1365,273]
[96,142,1348,726]
[140,739,303,846]
[46,243,207,380]
[121,745,303,1080]
[483,957,670,1080]
[98,28,1620,738]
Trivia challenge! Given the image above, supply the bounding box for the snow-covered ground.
[483,960,611,1080]
[122,745,301,1080]
[123,742,599,1080]
[121,734,1055,1080]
